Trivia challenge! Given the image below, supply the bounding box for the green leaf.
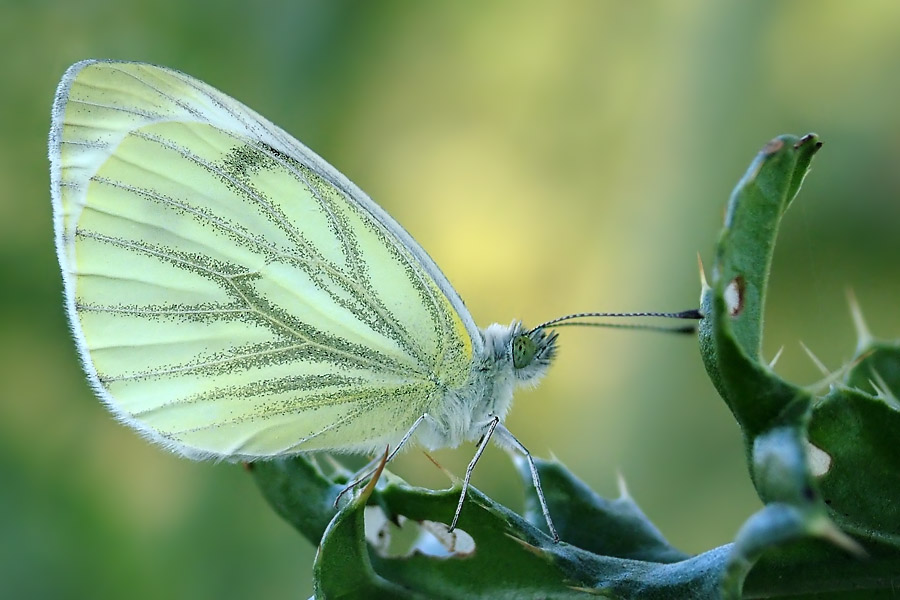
[368,483,588,598]
[251,453,736,598]
[519,457,689,563]
[712,134,820,359]
[745,538,900,599]
[313,455,422,598]
[844,343,900,401]
[808,385,900,545]
[695,133,896,597]
[248,453,343,542]
[699,134,822,438]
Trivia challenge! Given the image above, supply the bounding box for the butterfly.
[50,60,700,541]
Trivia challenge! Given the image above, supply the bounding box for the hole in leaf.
[805,441,832,477]
[725,276,745,316]
[364,506,475,558]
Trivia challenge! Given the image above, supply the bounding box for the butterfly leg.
[449,416,500,532]
[333,413,430,508]
[493,424,560,542]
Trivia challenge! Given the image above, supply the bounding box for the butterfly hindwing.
[51,60,478,459]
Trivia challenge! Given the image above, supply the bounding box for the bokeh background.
[3,2,899,598]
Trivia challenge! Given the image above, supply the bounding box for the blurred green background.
[2,1,899,598]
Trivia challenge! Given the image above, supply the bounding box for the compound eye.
[512,335,537,369]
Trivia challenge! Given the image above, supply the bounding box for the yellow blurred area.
[1,2,899,598]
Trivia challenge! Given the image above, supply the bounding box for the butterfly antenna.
[547,321,699,334]
[528,308,702,334]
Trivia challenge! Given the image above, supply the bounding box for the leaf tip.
[846,288,874,352]
[812,516,867,559]
[800,341,831,376]
[768,346,784,369]
[616,470,632,500]
[359,446,389,503]
[503,531,552,557]
[697,252,710,297]
[792,133,822,152]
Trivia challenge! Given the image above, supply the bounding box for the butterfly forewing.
[51,61,476,458]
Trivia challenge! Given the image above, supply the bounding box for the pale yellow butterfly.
[50,60,699,540]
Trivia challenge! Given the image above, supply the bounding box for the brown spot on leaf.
[762,138,784,156]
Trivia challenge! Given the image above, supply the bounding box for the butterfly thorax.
[416,321,558,451]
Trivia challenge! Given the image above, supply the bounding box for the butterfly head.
[509,322,558,384]
[495,308,702,384]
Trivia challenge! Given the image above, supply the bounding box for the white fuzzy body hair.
[416,321,551,451]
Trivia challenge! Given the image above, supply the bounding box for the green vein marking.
[60,62,475,452]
